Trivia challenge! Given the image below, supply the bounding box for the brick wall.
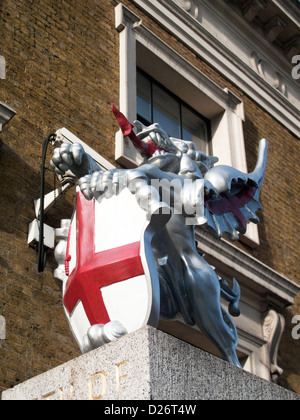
[0,0,299,395]
[0,0,120,393]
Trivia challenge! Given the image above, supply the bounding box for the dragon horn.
[250,138,268,187]
[111,103,134,137]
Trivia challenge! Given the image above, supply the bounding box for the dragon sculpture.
[51,105,268,368]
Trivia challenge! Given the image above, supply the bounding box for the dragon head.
[111,103,180,159]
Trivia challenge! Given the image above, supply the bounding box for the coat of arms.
[51,105,268,368]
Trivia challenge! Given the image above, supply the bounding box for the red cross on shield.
[62,188,164,351]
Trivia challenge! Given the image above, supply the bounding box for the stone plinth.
[2,327,299,400]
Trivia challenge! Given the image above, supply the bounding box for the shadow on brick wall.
[0,139,79,392]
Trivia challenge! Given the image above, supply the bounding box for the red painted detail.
[65,225,72,276]
[63,191,144,326]
[111,103,163,157]
[205,187,256,231]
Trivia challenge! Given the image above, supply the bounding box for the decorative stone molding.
[172,0,199,19]
[224,0,300,63]
[131,0,300,138]
[195,228,300,308]
[264,16,287,43]
[284,37,300,62]
[242,0,268,22]
[251,51,286,95]
[263,310,285,383]
[272,0,300,28]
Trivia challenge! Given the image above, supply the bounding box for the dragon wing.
[203,139,268,241]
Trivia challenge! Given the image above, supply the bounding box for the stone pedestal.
[2,327,299,400]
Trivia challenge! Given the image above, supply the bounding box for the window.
[137,69,211,154]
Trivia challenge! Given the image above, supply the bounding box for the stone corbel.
[115,2,142,33]
[264,16,287,43]
[242,0,268,22]
[251,52,286,96]
[284,37,300,62]
[263,309,285,383]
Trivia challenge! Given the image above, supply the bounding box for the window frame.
[136,67,212,154]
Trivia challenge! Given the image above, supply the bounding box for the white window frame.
[115,3,259,247]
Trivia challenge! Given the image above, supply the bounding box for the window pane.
[153,84,181,138]
[137,71,152,124]
[136,70,211,154]
[182,105,209,153]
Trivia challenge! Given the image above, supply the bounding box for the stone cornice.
[195,227,300,308]
[270,0,300,29]
[131,0,300,138]
[222,0,300,61]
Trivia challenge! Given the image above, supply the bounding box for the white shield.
[62,187,169,352]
